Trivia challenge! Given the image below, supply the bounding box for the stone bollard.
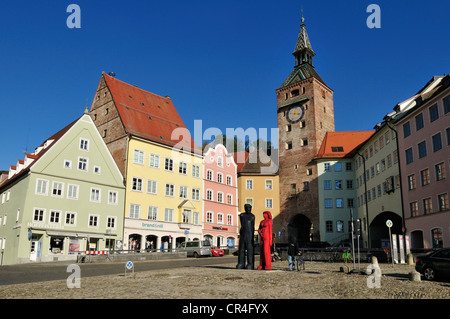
[408,271,421,282]
[407,253,415,266]
[371,256,378,265]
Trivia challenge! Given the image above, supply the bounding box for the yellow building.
[89,73,203,251]
[234,150,280,242]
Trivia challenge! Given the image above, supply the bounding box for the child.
[297,250,305,271]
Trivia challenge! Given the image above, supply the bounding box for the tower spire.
[293,9,315,67]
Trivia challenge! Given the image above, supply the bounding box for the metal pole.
[350,209,356,270]
[357,219,361,270]
[389,227,394,268]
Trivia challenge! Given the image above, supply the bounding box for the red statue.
[257,211,273,270]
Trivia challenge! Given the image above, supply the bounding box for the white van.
[178,240,212,258]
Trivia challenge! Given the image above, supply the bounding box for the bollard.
[371,256,378,265]
[408,271,421,282]
[407,253,415,266]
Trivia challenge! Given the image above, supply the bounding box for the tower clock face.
[287,105,304,123]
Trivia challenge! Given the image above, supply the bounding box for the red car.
[211,247,225,257]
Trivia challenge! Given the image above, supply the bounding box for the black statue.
[236,204,255,269]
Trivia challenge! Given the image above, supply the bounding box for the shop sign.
[142,222,164,229]
[212,226,228,231]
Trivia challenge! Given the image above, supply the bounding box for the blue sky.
[1,0,449,170]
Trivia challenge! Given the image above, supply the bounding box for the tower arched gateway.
[277,13,334,244]
[369,212,402,248]
[287,214,312,246]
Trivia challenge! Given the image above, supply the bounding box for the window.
[265,180,273,190]
[80,138,89,151]
[217,157,223,167]
[335,162,342,172]
[324,180,331,190]
[246,179,253,190]
[346,180,353,189]
[65,212,76,226]
[336,198,343,208]
[192,165,200,178]
[206,170,213,181]
[444,95,450,114]
[129,204,141,219]
[431,228,443,248]
[418,141,427,158]
[227,215,233,226]
[67,184,79,199]
[346,162,352,171]
[227,194,233,205]
[49,210,61,224]
[407,174,416,190]
[337,221,344,233]
[347,198,354,208]
[78,157,88,171]
[206,190,213,201]
[265,198,273,208]
[206,211,213,223]
[179,162,187,175]
[217,192,223,203]
[324,163,330,171]
[423,198,433,214]
[438,193,448,212]
[131,177,143,192]
[217,213,223,224]
[164,208,174,222]
[88,215,99,228]
[303,181,310,191]
[435,162,446,181]
[217,173,223,183]
[429,104,439,122]
[447,128,450,146]
[133,149,144,165]
[148,206,158,220]
[33,208,45,222]
[164,158,173,171]
[432,133,442,152]
[52,182,64,197]
[420,169,430,186]
[226,176,232,186]
[108,191,118,205]
[149,154,160,168]
[409,202,418,217]
[415,113,424,131]
[193,212,199,225]
[245,198,253,206]
[403,122,411,138]
[335,180,342,190]
[165,183,175,197]
[326,221,333,232]
[179,186,188,199]
[324,199,332,208]
[90,188,101,202]
[107,216,117,229]
[285,142,292,150]
[64,160,72,169]
[192,188,200,201]
[144,180,156,195]
[405,148,413,164]
[36,179,48,195]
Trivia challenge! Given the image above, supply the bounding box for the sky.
[1,0,449,170]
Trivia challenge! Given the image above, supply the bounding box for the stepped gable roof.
[314,131,375,160]
[103,74,201,155]
[0,117,78,189]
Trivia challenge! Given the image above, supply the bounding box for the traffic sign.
[386,220,393,228]
[126,261,134,270]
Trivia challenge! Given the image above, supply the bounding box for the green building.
[0,112,125,265]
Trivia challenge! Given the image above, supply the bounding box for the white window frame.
[147,180,158,195]
[149,153,160,169]
[67,184,79,200]
[49,210,62,225]
[65,212,77,226]
[88,214,99,228]
[108,191,118,205]
[33,208,45,222]
[51,181,64,198]
[148,206,158,220]
[78,157,88,171]
[35,179,49,196]
[129,204,141,219]
[90,188,101,203]
[165,183,175,197]
[133,149,145,165]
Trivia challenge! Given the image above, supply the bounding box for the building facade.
[277,15,335,244]
[234,150,280,242]
[394,75,450,249]
[89,73,203,251]
[203,144,239,248]
[314,131,374,245]
[0,113,125,265]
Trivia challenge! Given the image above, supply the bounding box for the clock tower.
[276,14,334,244]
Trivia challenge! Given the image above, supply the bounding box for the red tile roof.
[314,131,375,159]
[103,74,201,154]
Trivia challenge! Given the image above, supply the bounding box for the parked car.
[211,246,225,257]
[415,248,450,281]
[178,240,212,258]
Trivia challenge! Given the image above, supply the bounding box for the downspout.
[357,150,370,248]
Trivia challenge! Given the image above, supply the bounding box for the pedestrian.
[297,250,305,271]
[342,248,351,264]
[287,242,297,271]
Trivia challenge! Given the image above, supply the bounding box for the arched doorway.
[128,234,142,252]
[369,212,402,248]
[288,214,312,246]
[410,230,424,249]
[145,235,157,251]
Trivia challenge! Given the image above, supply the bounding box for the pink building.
[203,144,239,248]
[394,75,450,249]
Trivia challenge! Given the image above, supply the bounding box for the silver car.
[178,240,212,258]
